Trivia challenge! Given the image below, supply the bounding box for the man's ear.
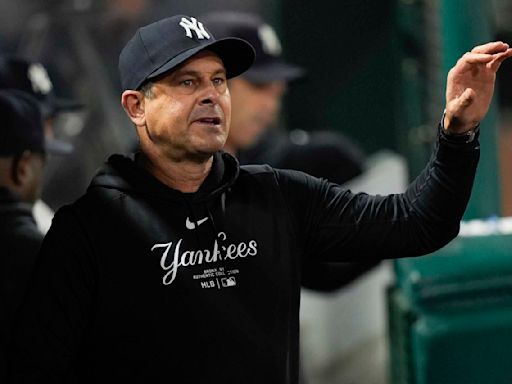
[11,151,33,186]
[121,90,146,126]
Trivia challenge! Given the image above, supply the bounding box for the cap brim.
[146,37,255,86]
[243,61,305,84]
[45,138,73,155]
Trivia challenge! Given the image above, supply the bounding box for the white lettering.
[179,17,210,40]
[201,280,215,289]
[180,250,195,267]
[225,244,237,259]
[151,232,258,286]
[237,242,248,257]
[248,241,258,256]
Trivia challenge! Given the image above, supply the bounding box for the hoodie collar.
[196,151,225,194]
[90,151,239,202]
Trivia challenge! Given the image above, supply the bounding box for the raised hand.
[444,41,512,133]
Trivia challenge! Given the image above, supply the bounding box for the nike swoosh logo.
[185,216,209,230]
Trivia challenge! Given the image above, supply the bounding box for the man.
[0,56,80,232]
[0,89,69,380]
[10,14,512,383]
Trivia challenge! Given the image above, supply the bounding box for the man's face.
[227,77,286,151]
[141,51,231,160]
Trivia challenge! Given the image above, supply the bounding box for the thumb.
[456,88,476,111]
[445,88,478,132]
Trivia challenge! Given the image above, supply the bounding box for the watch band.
[440,111,480,144]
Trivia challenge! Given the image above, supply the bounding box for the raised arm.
[278,42,511,263]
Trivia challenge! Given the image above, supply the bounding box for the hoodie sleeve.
[9,206,96,383]
[275,127,480,262]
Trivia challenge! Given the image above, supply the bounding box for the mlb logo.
[221,277,236,287]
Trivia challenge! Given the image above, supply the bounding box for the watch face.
[465,129,477,143]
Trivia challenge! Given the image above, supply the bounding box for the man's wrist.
[440,111,480,144]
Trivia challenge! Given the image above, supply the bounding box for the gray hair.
[139,81,154,99]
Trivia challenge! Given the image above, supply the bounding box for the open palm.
[444,41,512,133]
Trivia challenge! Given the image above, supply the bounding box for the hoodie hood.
[89,151,240,203]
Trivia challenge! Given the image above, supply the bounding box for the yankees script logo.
[151,232,258,285]
[179,17,210,40]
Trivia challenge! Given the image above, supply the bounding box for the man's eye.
[213,77,225,86]
[180,79,194,87]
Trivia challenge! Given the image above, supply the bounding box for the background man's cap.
[0,89,71,156]
[201,11,305,84]
[119,14,256,91]
[0,56,83,118]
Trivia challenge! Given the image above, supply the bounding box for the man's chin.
[191,141,225,159]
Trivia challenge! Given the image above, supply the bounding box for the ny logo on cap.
[28,63,53,95]
[258,24,282,56]
[179,17,210,40]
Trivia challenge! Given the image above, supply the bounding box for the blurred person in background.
[8,0,155,212]
[200,12,304,157]
[0,56,80,232]
[0,89,69,380]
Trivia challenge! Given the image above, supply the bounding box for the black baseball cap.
[200,12,305,84]
[0,56,83,118]
[119,14,256,91]
[0,89,71,156]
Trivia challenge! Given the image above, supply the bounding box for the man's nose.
[199,82,221,105]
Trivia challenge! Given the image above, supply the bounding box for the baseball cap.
[201,12,305,83]
[119,14,256,91]
[0,89,71,156]
[0,56,83,118]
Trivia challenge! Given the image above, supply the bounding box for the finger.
[472,41,510,54]
[488,48,512,71]
[457,52,494,66]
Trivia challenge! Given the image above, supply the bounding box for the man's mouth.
[195,117,221,125]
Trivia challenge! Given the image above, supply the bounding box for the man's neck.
[138,152,213,193]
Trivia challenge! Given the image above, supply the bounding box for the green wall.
[280,0,400,154]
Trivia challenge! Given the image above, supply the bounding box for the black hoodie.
[11,131,479,383]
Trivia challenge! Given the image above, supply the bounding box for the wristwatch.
[440,111,480,144]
